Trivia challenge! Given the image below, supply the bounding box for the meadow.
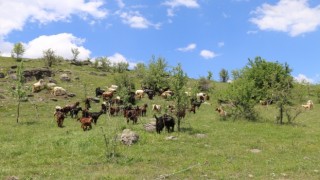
[1,57,320,179]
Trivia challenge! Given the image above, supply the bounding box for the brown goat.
[78,117,92,131]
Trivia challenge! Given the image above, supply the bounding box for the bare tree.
[43,48,56,67]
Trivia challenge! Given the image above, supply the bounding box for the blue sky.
[0,0,319,83]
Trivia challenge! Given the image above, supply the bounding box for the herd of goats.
[53,85,210,133]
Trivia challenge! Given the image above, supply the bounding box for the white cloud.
[119,11,161,29]
[218,42,225,48]
[0,0,107,37]
[200,50,217,59]
[177,43,196,52]
[163,0,200,8]
[294,74,314,84]
[163,0,200,16]
[108,53,137,69]
[23,33,91,60]
[115,0,125,9]
[250,0,320,36]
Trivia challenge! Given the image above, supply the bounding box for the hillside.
[1,57,320,179]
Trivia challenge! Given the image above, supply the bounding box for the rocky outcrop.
[23,68,54,81]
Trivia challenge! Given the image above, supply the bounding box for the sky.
[0,0,320,83]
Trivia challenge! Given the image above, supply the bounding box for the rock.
[10,65,17,69]
[60,74,71,82]
[195,134,207,138]
[0,72,5,78]
[23,68,54,81]
[5,176,19,180]
[10,74,17,80]
[50,98,58,101]
[48,78,57,84]
[165,136,177,140]
[67,93,76,97]
[119,129,139,146]
[249,149,261,153]
[144,121,156,132]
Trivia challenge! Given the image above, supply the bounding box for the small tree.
[11,61,28,123]
[207,71,213,80]
[11,42,25,62]
[170,64,188,131]
[71,48,80,61]
[219,68,229,83]
[197,77,213,92]
[43,48,56,67]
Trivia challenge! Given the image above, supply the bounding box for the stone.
[119,129,139,146]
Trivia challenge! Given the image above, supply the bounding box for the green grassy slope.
[1,57,320,179]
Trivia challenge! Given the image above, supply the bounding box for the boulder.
[60,74,71,82]
[23,68,54,81]
[119,129,139,146]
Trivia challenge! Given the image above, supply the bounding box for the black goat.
[95,87,105,97]
[154,114,175,134]
[191,100,202,109]
[70,107,83,118]
[88,110,104,125]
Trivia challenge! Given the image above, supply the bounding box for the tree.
[71,48,80,61]
[113,62,129,73]
[170,64,189,131]
[43,48,56,67]
[197,77,213,92]
[143,56,170,90]
[11,61,28,123]
[11,42,25,62]
[226,57,294,122]
[219,68,229,83]
[207,71,213,80]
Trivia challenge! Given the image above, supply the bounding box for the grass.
[1,57,320,179]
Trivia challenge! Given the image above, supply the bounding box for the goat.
[140,103,148,117]
[70,107,82,118]
[77,117,92,131]
[176,108,186,119]
[32,79,46,93]
[95,87,105,97]
[154,114,175,134]
[215,107,227,119]
[124,109,138,124]
[302,100,314,110]
[54,110,65,128]
[88,110,104,125]
[152,104,161,113]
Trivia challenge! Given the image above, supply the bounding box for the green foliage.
[113,62,129,73]
[207,71,213,80]
[227,78,258,120]
[170,64,189,131]
[43,48,56,67]
[142,56,170,90]
[11,42,25,62]
[114,72,135,105]
[11,61,28,123]
[197,77,213,92]
[226,57,294,122]
[219,68,229,83]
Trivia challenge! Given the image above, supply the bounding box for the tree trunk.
[178,117,181,132]
[16,101,20,123]
[279,105,283,124]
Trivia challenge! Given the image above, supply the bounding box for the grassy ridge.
[1,57,320,179]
